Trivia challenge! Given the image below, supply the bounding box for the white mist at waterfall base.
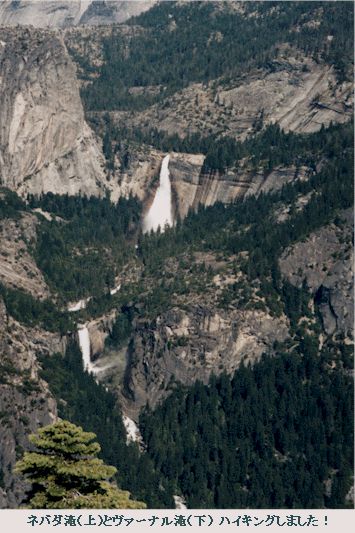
[142,154,173,233]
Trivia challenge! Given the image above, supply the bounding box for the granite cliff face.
[0,298,64,507]
[171,159,309,218]
[0,27,109,198]
[104,144,310,221]
[0,1,156,28]
[279,209,354,338]
[0,211,50,299]
[93,51,352,218]
[123,305,289,419]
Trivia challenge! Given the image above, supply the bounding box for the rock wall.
[0,298,65,508]
[0,212,50,299]
[0,1,156,28]
[279,209,354,337]
[170,155,308,219]
[0,27,109,198]
[110,147,307,221]
[86,309,117,360]
[122,305,289,419]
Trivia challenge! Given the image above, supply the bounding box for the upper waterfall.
[142,154,173,233]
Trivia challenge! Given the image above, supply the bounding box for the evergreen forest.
[0,0,353,511]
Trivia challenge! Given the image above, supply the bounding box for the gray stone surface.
[0,27,109,198]
[279,209,354,337]
[0,1,156,28]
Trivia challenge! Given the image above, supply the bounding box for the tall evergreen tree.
[15,421,146,509]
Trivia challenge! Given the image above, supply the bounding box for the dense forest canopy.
[0,0,353,511]
[81,1,353,111]
[27,194,141,302]
[2,121,351,332]
[140,340,353,508]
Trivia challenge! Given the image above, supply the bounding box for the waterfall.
[142,154,173,233]
[110,283,121,296]
[77,325,94,373]
[68,297,91,312]
[173,495,187,509]
[122,415,144,447]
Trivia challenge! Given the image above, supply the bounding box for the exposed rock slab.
[279,209,354,336]
[0,27,109,198]
[117,56,352,143]
[0,1,156,28]
[0,298,64,508]
[122,305,289,419]
[0,212,49,299]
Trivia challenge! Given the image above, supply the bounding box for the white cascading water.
[68,297,91,312]
[122,415,144,447]
[110,283,121,296]
[77,325,94,373]
[173,495,187,509]
[142,154,173,233]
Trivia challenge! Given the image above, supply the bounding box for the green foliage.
[28,194,141,301]
[96,110,351,174]
[15,420,146,509]
[140,345,354,508]
[0,283,73,334]
[105,308,133,349]
[39,341,174,508]
[82,2,353,111]
[0,188,26,219]
[136,122,353,318]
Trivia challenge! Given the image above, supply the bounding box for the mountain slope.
[0,1,156,28]
[0,27,109,197]
[0,0,353,510]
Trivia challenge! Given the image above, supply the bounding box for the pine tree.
[15,420,146,509]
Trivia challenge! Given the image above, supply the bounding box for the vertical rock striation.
[0,27,109,198]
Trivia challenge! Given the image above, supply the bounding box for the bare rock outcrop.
[0,27,109,198]
[122,305,289,419]
[279,209,354,337]
[0,297,65,508]
[109,146,308,222]
[86,309,117,360]
[0,212,49,299]
[110,147,162,204]
[170,156,308,219]
[119,56,352,143]
[0,1,156,28]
